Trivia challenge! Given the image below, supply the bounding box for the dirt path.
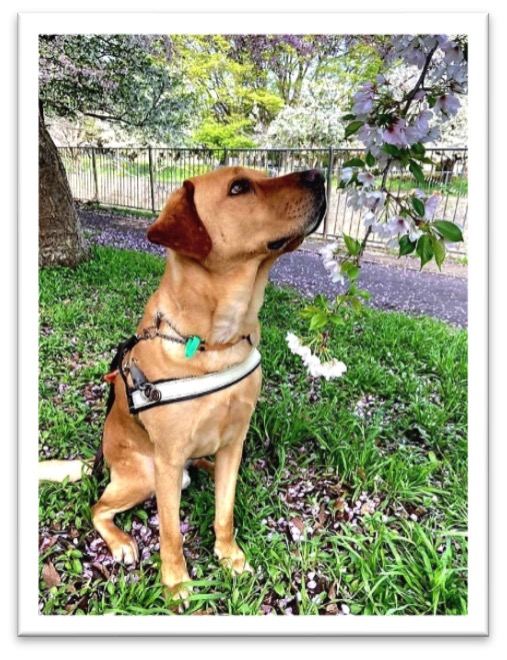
[79,208,467,328]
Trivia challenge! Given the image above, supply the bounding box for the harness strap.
[92,334,141,475]
[128,348,261,414]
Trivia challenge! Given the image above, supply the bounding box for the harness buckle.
[142,383,162,403]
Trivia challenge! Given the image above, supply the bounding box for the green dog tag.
[185,336,201,358]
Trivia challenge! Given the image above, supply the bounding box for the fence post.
[148,147,156,213]
[91,148,99,202]
[325,147,333,240]
[223,148,229,166]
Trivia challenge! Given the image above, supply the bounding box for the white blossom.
[358,171,375,188]
[340,167,354,184]
[408,228,424,242]
[285,333,347,381]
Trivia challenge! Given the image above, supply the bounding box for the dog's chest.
[140,368,261,459]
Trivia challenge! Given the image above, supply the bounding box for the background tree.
[38,34,194,266]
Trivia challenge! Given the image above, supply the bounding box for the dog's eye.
[229,179,251,196]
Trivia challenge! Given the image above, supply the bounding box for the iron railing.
[59,146,468,254]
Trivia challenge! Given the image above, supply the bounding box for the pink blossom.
[386,216,411,237]
[424,193,441,219]
[382,118,409,148]
[352,83,375,116]
[441,40,464,65]
[434,94,460,117]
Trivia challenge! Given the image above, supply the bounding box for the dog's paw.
[108,533,139,565]
[165,583,193,613]
[162,563,193,612]
[214,543,254,576]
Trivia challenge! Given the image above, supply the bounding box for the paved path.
[271,250,467,328]
[79,209,467,328]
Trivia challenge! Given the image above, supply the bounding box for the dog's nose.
[300,169,325,188]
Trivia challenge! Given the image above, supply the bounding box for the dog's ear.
[147,180,212,260]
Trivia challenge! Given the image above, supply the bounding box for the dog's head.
[147,166,326,268]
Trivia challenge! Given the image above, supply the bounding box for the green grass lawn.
[39,246,468,616]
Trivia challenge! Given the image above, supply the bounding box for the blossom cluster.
[331,34,468,272]
[286,333,347,381]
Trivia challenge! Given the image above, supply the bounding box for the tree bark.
[39,113,88,267]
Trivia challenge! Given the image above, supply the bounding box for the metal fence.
[59,146,468,254]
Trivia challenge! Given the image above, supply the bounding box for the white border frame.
[19,12,488,636]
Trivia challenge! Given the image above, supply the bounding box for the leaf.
[71,558,83,574]
[431,235,446,270]
[42,562,61,588]
[341,262,361,282]
[411,197,426,217]
[411,143,426,157]
[343,234,361,256]
[365,151,376,167]
[409,160,425,184]
[342,157,365,168]
[398,235,417,257]
[345,120,364,138]
[416,234,434,268]
[356,288,372,300]
[433,220,464,242]
[381,144,402,158]
[309,311,328,332]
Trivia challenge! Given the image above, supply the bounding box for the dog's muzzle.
[267,170,327,250]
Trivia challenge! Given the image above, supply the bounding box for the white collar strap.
[128,348,261,414]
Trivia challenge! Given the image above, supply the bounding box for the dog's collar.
[141,311,253,357]
[127,348,261,414]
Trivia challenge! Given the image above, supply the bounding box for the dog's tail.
[39,458,213,487]
[38,459,92,483]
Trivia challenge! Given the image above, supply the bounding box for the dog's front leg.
[213,435,254,575]
[154,451,192,610]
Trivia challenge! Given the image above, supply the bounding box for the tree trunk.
[39,113,88,267]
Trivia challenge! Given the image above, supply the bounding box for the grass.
[39,246,468,616]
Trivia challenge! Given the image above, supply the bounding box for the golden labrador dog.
[43,166,326,608]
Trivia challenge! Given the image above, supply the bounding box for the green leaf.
[309,311,328,332]
[345,120,365,138]
[356,288,372,300]
[342,113,357,121]
[71,558,83,574]
[409,160,425,184]
[274,583,286,596]
[433,220,464,242]
[411,143,426,157]
[411,197,426,217]
[341,262,361,282]
[343,234,361,256]
[382,144,402,158]
[342,157,365,168]
[431,235,446,270]
[365,151,376,167]
[416,234,434,268]
[399,234,417,257]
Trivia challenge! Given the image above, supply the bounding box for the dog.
[41,166,326,609]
